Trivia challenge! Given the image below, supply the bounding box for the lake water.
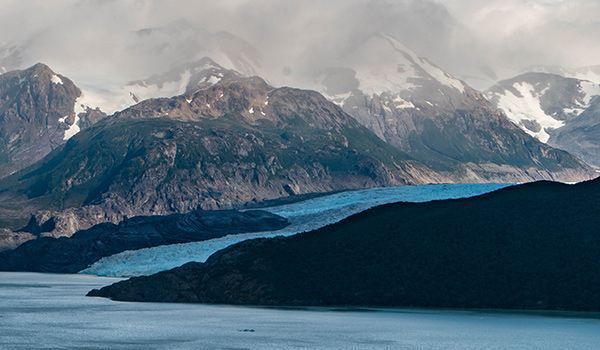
[82,183,510,277]
[0,272,599,350]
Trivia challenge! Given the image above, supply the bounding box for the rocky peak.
[485,72,600,143]
[0,63,106,178]
[117,71,356,132]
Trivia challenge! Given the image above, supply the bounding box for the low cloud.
[0,0,598,90]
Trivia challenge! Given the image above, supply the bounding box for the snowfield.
[81,183,509,277]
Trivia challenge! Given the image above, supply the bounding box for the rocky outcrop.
[0,63,107,178]
[0,209,287,273]
[89,178,600,312]
[0,229,34,252]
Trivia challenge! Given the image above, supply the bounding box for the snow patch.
[323,91,352,106]
[63,115,80,140]
[248,107,254,114]
[493,82,564,143]
[51,74,63,85]
[580,81,600,105]
[199,75,221,85]
[392,96,415,109]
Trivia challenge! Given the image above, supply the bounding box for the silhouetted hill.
[90,179,600,312]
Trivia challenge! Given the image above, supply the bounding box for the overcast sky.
[1,0,599,89]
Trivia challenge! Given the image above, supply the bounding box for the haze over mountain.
[0,60,444,247]
[311,33,592,181]
[1,1,598,254]
[0,56,595,251]
[2,2,600,348]
[2,0,600,92]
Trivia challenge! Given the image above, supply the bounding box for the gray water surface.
[1,272,599,349]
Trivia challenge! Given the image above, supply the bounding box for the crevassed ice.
[80,183,509,277]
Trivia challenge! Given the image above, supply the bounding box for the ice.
[81,183,509,277]
[1,272,599,350]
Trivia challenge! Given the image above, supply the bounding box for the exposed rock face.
[0,71,438,240]
[0,63,107,178]
[89,179,600,312]
[316,35,595,182]
[0,229,34,252]
[486,72,600,167]
[0,209,288,273]
[551,97,600,167]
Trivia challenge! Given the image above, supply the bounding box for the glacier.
[81,183,510,277]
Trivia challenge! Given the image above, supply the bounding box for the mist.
[1,0,599,90]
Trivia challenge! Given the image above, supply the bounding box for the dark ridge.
[90,179,600,312]
[0,209,288,273]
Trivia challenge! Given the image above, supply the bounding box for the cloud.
[0,0,598,91]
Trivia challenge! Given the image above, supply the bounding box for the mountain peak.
[27,62,53,73]
[486,72,600,143]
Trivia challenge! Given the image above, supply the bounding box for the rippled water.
[82,183,509,277]
[1,272,599,350]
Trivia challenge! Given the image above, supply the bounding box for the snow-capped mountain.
[317,33,467,110]
[525,65,600,85]
[0,22,263,116]
[73,57,242,115]
[311,33,592,182]
[0,64,106,178]
[131,21,261,78]
[486,72,600,166]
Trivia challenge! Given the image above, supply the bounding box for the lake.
[1,272,599,350]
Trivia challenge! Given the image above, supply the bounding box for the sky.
[0,0,599,90]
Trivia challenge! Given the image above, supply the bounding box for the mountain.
[526,64,600,85]
[551,98,600,168]
[89,179,600,312]
[0,209,287,272]
[123,57,243,108]
[486,72,600,166]
[91,49,594,184]
[314,34,594,182]
[0,63,106,178]
[0,62,438,243]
